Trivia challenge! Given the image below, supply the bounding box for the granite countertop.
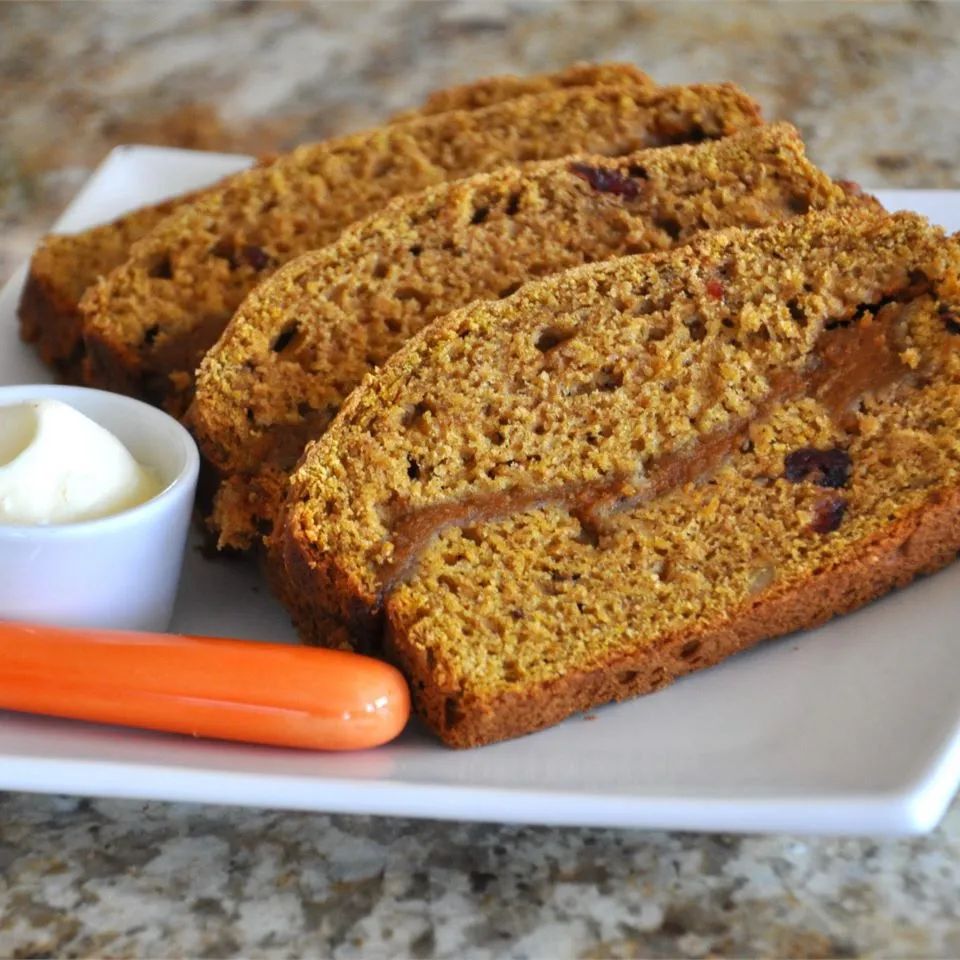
[2,1,960,956]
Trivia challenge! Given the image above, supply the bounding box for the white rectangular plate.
[1,147,959,835]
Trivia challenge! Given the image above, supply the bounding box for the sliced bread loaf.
[20,63,649,383]
[192,123,872,550]
[278,208,960,746]
[79,82,762,415]
[19,192,203,381]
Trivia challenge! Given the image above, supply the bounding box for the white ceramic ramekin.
[0,385,199,631]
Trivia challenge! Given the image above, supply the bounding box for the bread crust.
[17,267,86,383]
[383,486,960,747]
[391,62,653,120]
[281,512,384,647]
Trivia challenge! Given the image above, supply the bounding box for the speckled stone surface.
[2,1,960,956]
[2,795,960,959]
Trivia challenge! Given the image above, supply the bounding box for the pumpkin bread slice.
[79,82,762,415]
[278,208,960,746]
[192,123,872,551]
[19,191,207,381]
[19,62,650,383]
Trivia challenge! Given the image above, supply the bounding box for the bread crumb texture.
[280,208,960,746]
[78,80,760,413]
[19,62,650,381]
[194,122,865,550]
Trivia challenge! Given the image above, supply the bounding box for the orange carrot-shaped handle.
[0,621,410,750]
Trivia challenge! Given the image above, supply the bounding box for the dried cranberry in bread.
[192,123,871,550]
[79,82,762,415]
[278,208,960,747]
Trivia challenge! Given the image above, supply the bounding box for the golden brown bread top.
[278,209,960,745]
[391,62,653,119]
[78,81,762,412]
[191,123,870,549]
